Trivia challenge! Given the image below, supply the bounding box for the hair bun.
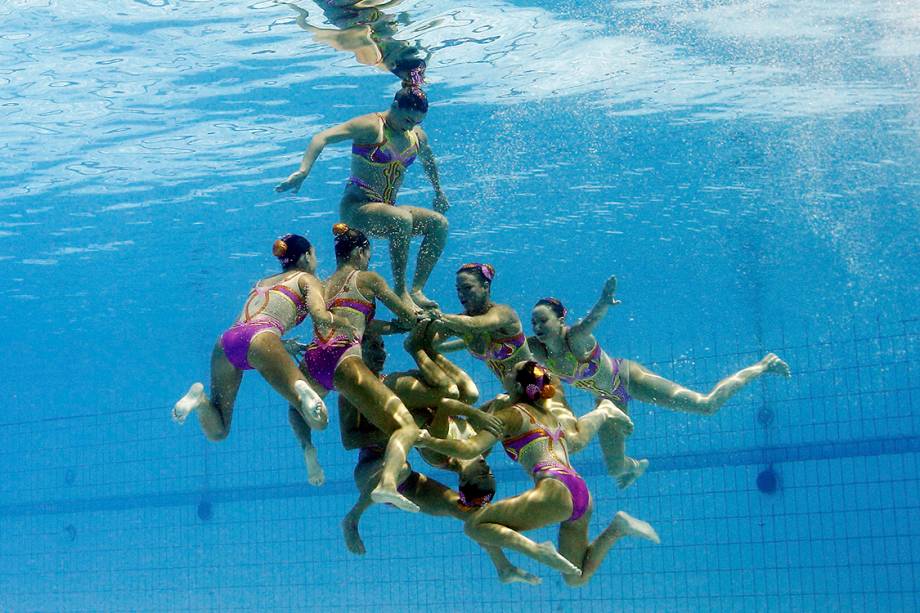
[332,223,349,236]
[540,384,556,400]
[272,239,288,258]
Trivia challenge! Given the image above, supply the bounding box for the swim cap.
[273,234,312,269]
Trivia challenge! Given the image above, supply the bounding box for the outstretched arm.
[434,398,503,437]
[435,304,515,337]
[416,406,520,459]
[567,275,620,352]
[276,115,375,193]
[416,128,448,213]
[416,428,498,460]
[365,271,421,323]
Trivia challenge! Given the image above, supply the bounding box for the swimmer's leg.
[560,510,659,587]
[404,322,457,395]
[403,205,447,309]
[593,400,647,489]
[398,473,539,584]
[343,492,374,555]
[348,203,416,308]
[288,407,325,486]
[464,480,581,576]
[626,354,791,416]
[173,341,242,441]
[336,359,420,513]
[247,333,328,430]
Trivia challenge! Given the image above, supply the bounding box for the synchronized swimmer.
[174,38,792,581]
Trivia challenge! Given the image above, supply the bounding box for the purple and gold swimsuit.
[221,277,309,371]
[302,270,376,391]
[465,328,532,382]
[346,113,418,205]
[502,405,590,522]
[542,336,630,407]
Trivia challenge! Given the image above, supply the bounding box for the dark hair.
[458,471,496,509]
[456,262,495,285]
[535,297,567,319]
[515,361,556,402]
[272,234,312,270]
[393,58,426,87]
[394,85,428,113]
[332,223,370,264]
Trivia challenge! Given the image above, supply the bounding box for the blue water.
[1,1,918,611]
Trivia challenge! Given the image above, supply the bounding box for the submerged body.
[417,361,659,583]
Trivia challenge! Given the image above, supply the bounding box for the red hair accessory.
[272,239,288,258]
[332,223,349,236]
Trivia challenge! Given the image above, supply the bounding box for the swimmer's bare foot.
[370,484,420,513]
[615,457,649,490]
[610,510,660,544]
[173,382,206,425]
[534,541,581,576]
[342,514,366,555]
[303,447,325,486]
[498,565,542,585]
[410,289,439,310]
[600,400,634,436]
[762,353,791,378]
[295,380,328,430]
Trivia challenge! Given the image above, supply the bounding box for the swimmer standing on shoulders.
[277,86,447,311]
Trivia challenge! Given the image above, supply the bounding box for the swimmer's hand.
[433,190,449,214]
[424,309,442,321]
[601,275,621,306]
[283,336,309,358]
[466,411,503,438]
[415,429,433,447]
[276,170,308,194]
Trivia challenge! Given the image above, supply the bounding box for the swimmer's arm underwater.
[416,406,520,459]
[416,428,497,460]
[433,304,513,336]
[434,398,503,438]
[416,127,448,213]
[365,270,421,324]
[299,273,335,328]
[568,275,621,352]
[276,115,379,193]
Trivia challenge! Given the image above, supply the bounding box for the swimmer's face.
[391,107,426,131]
[456,271,489,314]
[531,304,563,341]
[362,334,387,374]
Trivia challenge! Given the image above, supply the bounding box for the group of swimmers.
[172,1,791,584]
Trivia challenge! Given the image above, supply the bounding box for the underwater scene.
[1,0,918,611]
